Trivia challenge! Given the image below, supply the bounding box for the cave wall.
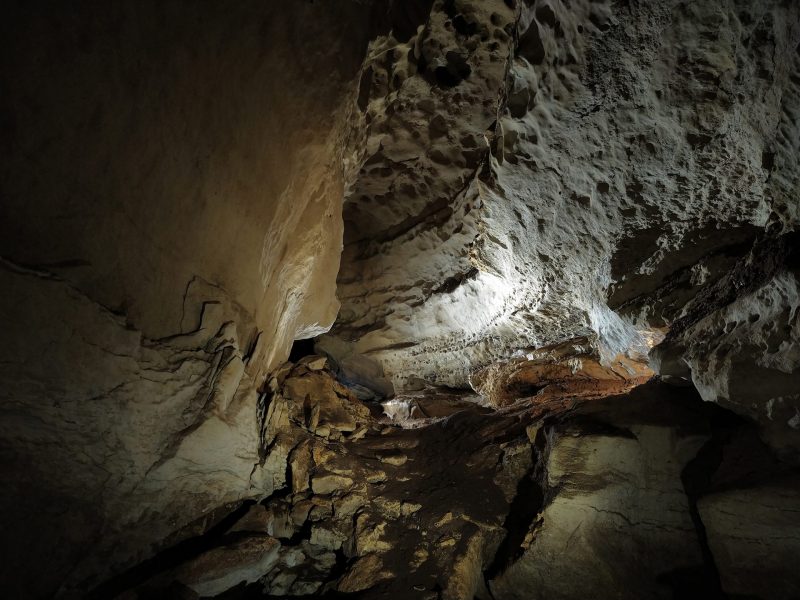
[653,233,800,459]
[324,0,800,389]
[1,0,799,598]
[0,2,380,596]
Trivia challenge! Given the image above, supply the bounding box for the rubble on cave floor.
[105,357,800,600]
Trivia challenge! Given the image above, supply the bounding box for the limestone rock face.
[488,384,716,600]
[470,336,653,407]
[2,0,800,597]
[175,535,281,597]
[324,0,800,389]
[653,234,800,458]
[0,2,379,596]
[699,478,800,600]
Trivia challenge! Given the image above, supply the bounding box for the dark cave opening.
[289,338,318,363]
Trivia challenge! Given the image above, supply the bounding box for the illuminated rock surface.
[326,0,800,391]
[0,0,799,598]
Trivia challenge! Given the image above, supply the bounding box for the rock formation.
[0,2,379,595]
[326,0,800,392]
[0,0,798,599]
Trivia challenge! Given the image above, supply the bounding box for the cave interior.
[1,1,799,599]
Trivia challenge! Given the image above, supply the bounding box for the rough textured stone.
[338,554,393,593]
[654,252,800,458]
[1,1,800,598]
[175,536,280,597]
[489,384,715,600]
[471,336,653,407]
[311,474,356,496]
[323,0,800,390]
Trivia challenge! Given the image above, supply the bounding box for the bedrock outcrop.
[0,2,382,596]
[653,232,800,459]
[323,0,800,389]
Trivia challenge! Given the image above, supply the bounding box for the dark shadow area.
[87,501,256,600]
[289,338,318,363]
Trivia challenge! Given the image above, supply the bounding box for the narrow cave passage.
[1,1,799,599]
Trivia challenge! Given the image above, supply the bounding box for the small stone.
[290,440,313,494]
[378,453,408,466]
[435,512,454,527]
[280,546,305,568]
[349,426,369,441]
[355,514,392,554]
[297,355,328,370]
[312,444,337,466]
[309,503,333,521]
[310,526,347,550]
[366,471,388,484]
[401,502,422,516]
[334,492,366,518]
[311,473,354,495]
[411,546,429,569]
[291,500,313,527]
[267,571,297,596]
[301,540,337,568]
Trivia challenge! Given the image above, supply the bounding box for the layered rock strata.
[653,232,800,459]
[0,2,380,596]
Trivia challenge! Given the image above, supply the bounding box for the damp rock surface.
[489,385,716,600]
[699,478,800,600]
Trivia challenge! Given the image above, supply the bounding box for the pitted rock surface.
[325,0,800,389]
